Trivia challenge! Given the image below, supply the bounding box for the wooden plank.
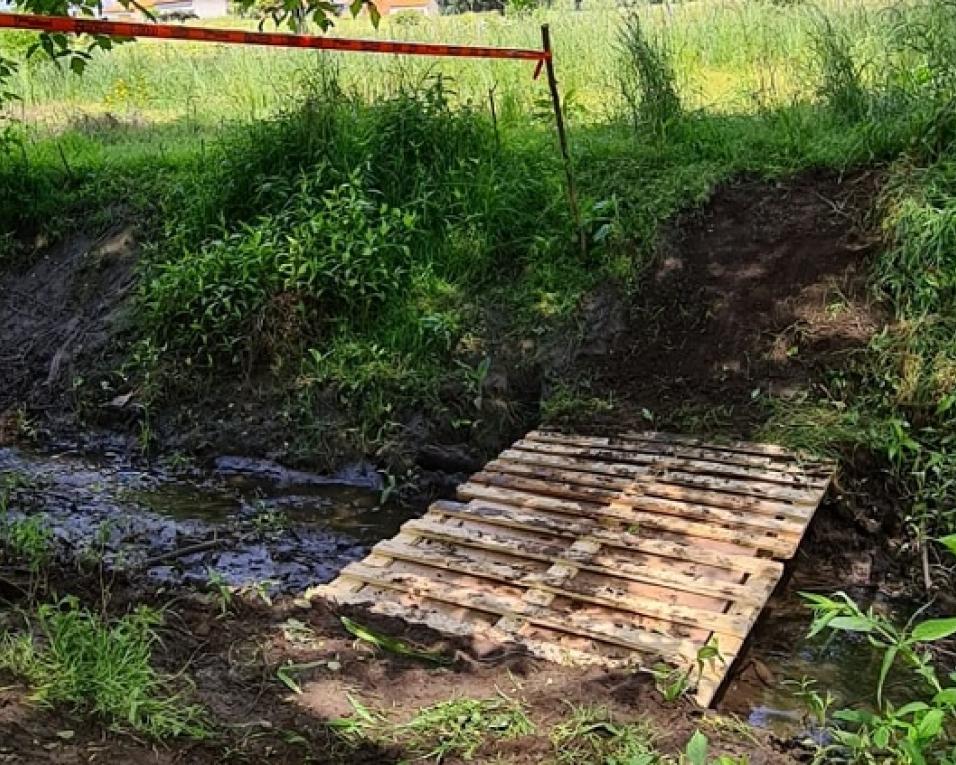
[336,561,705,661]
[694,567,779,706]
[375,537,755,638]
[327,588,643,669]
[515,438,829,488]
[430,503,775,586]
[472,468,806,538]
[497,449,819,512]
[414,509,772,605]
[617,430,799,459]
[509,441,826,499]
[432,503,760,597]
[357,554,715,650]
[407,513,781,577]
[523,573,751,638]
[527,430,831,475]
[484,457,814,523]
[456,482,792,556]
[496,538,600,634]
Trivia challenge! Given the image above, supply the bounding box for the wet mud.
[2,445,417,592]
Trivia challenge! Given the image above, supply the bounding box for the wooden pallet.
[318,430,834,706]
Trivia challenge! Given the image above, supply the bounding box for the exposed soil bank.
[1,171,884,478]
[562,170,883,436]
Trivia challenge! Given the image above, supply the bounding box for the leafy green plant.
[143,170,418,367]
[0,596,207,738]
[650,662,693,703]
[682,730,748,765]
[801,591,956,763]
[206,569,234,618]
[340,616,452,665]
[784,677,836,729]
[649,637,725,703]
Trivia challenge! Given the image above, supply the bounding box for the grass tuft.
[0,597,209,739]
[549,705,665,765]
[399,695,534,761]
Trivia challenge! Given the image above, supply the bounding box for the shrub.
[142,171,418,366]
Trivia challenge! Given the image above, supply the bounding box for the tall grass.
[619,10,682,135]
[0,0,897,123]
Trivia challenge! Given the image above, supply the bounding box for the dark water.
[720,584,925,738]
[1,446,418,593]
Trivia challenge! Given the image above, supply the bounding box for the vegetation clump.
[0,597,209,739]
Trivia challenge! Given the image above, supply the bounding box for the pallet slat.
[407,512,780,577]
[509,441,826,500]
[480,461,810,531]
[337,562,705,660]
[526,430,830,475]
[469,469,804,537]
[495,449,819,515]
[457,483,793,557]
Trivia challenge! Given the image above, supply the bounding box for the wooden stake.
[541,24,586,258]
[488,85,500,150]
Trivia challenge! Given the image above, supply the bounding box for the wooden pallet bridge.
[318,430,834,705]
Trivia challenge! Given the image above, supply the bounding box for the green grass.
[399,695,535,760]
[326,693,535,759]
[0,513,52,573]
[549,705,666,765]
[0,596,209,738]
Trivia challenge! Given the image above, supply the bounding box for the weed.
[400,695,534,761]
[327,694,386,744]
[541,382,615,425]
[800,590,956,763]
[0,512,52,574]
[340,615,452,665]
[206,569,234,618]
[783,677,836,729]
[650,662,693,703]
[682,730,749,765]
[810,14,869,122]
[618,10,682,137]
[550,705,663,765]
[0,596,208,738]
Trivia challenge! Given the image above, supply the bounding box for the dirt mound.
[575,170,883,434]
[0,227,136,423]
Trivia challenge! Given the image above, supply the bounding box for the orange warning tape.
[0,12,549,66]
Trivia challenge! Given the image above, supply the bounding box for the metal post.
[541,24,585,258]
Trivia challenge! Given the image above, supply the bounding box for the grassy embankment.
[2,0,956,535]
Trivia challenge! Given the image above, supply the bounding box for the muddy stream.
[1,445,416,591]
[1,445,918,740]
